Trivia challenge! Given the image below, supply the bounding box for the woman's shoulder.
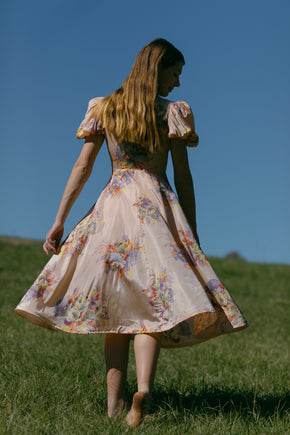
[157,97,198,145]
[157,97,192,115]
[76,97,105,139]
[86,96,104,110]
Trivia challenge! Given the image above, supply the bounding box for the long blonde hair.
[93,39,185,152]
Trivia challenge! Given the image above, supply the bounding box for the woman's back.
[76,97,199,179]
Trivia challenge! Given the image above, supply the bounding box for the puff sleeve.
[167,101,199,147]
[76,97,105,139]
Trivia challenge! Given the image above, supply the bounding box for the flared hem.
[15,307,248,348]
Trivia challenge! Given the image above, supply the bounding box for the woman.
[15,39,248,427]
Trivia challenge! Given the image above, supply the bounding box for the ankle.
[137,391,151,412]
[137,383,150,394]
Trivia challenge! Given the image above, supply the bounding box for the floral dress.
[15,97,248,348]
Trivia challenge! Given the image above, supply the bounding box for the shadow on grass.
[144,385,289,419]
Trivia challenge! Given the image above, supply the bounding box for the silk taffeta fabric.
[15,97,248,347]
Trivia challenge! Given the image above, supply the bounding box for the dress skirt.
[15,168,248,348]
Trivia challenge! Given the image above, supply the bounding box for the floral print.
[178,229,208,266]
[127,322,152,334]
[205,279,246,326]
[133,194,160,224]
[76,97,105,138]
[104,169,133,198]
[167,238,191,270]
[142,268,175,320]
[61,210,100,256]
[113,142,150,168]
[156,181,179,211]
[172,101,192,118]
[112,143,136,170]
[166,229,208,270]
[15,96,248,348]
[22,266,57,302]
[167,100,199,145]
[100,236,143,278]
[156,99,195,140]
[54,286,109,333]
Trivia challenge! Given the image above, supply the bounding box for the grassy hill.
[0,236,289,434]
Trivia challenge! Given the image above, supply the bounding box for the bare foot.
[108,398,125,418]
[126,392,147,427]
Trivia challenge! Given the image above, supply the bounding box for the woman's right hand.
[43,221,64,255]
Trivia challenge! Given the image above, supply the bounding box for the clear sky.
[1,0,289,264]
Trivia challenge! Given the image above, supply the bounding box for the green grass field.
[0,236,289,434]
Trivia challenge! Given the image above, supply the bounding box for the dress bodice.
[104,129,169,177]
[76,96,199,177]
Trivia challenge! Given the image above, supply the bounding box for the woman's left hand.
[43,222,64,255]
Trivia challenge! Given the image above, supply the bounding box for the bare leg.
[105,333,130,417]
[126,333,161,427]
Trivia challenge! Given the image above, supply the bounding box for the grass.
[0,236,289,434]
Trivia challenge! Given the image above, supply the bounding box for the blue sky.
[1,0,289,264]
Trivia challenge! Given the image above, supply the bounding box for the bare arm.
[44,134,104,254]
[170,139,200,245]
